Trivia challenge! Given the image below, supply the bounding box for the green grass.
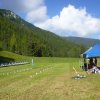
[0,51,32,63]
[0,51,100,100]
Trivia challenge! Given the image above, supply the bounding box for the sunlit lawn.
[0,57,100,100]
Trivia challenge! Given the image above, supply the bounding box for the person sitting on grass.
[90,64,100,74]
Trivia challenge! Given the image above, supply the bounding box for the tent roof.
[83,44,100,58]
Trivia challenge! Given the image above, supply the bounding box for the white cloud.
[0,0,100,38]
[24,0,48,23]
[0,0,45,13]
[26,6,48,23]
[34,5,100,37]
[0,0,48,24]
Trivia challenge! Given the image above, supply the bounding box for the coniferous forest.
[0,9,86,57]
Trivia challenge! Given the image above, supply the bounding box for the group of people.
[90,65,100,74]
[81,57,100,74]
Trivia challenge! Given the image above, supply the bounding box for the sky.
[0,0,100,39]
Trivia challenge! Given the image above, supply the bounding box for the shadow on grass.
[0,56,15,63]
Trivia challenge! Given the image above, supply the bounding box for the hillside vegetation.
[64,36,100,47]
[0,51,79,64]
[0,51,32,63]
[0,9,86,57]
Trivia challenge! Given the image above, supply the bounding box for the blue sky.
[0,0,100,39]
[45,0,67,17]
[45,0,100,18]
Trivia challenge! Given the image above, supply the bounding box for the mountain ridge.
[0,9,86,57]
[64,36,100,47]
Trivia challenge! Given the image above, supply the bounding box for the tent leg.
[84,58,88,71]
[87,62,88,70]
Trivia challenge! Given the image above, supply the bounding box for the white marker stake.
[30,75,32,78]
[73,67,79,76]
[32,59,34,66]
[36,72,38,75]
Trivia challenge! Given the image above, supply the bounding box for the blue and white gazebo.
[83,44,100,58]
[82,44,100,70]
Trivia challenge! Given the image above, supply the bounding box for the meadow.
[0,52,100,100]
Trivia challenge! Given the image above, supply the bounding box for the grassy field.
[0,52,100,100]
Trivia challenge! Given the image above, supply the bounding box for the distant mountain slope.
[0,9,86,57]
[64,36,100,47]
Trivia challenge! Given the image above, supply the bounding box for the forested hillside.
[64,36,100,47]
[0,9,86,57]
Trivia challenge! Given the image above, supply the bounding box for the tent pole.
[84,58,88,71]
[87,59,88,70]
[95,57,97,65]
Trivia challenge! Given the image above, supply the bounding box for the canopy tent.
[83,44,100,58]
